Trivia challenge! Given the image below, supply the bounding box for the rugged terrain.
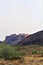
[0,30,43,65]
[18,30,43,46]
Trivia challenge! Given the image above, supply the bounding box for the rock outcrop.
[5,33,29,45]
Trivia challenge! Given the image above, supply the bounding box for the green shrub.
[1,48,11,60]
[9,50,20,60]
[32,50,37,54]
[0,44,21,60]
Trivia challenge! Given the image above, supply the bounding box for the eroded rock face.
[18,30,43,46]
[5,34,29,46]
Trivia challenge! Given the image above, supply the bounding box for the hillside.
[17,30,43,46]
[16,45,43,55]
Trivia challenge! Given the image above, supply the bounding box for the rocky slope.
[18,30,43,46]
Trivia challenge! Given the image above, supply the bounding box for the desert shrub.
[9,50,20,60]
[32,50,37,54]
[0,48,11,60]
[0,44,21,60]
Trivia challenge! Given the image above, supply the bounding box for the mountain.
[17,30,43,46]
[5,33,29,45]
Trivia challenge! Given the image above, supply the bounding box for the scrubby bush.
[32,50,37,54]
[0,44,21,60]
[0,48,11,60]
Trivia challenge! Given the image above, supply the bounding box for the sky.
[0,0,43,40]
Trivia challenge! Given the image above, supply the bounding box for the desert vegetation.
[0,43,43,65]
[0,43,21,60]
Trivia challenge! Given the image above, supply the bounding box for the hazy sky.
[0,0,43,40]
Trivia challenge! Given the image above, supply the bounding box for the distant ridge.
[17,30,43,46]
[4,33,29,45]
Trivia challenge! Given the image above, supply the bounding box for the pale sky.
[0,0,43,40]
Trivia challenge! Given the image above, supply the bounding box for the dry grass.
[0,55,43,65]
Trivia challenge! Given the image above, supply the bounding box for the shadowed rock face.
[18,30,43,46]
[5,34,29,45]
